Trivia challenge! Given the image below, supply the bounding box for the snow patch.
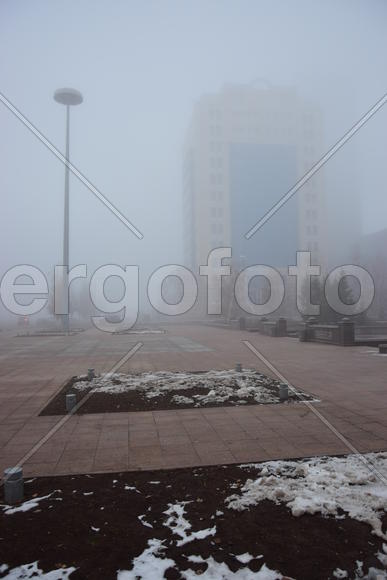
[0,562,75,579]
[124,485,140,493]
[72,369,313,407]
[1,492,61,515]
[117,539,175,579]
[235,553,258,564]
[182,556,282,579]
[226,453,387,539]
[163,502,216,546]
[172,395,194,405]
[138,514,153,528]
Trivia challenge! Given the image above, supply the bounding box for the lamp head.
[54,88,83,106]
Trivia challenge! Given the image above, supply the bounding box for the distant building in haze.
[183,82,328,276]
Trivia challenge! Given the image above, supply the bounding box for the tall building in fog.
[183,82,327,273]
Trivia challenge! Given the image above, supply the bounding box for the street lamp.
[53,88,83,333]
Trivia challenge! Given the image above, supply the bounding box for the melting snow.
[226,453,387,539]
[138,514,153,528]
[182,556,281,579]
[117,539,175,579]
[124,485,140,493]
[72,369,312,406]
[1,492,61,515]
[0,562,75,579]
[235,553,261,564]
[377,544,387,567]
[163,502,216,546]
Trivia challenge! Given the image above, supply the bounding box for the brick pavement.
[0,324,386,476]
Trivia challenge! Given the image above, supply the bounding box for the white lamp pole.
[53,88,83,333]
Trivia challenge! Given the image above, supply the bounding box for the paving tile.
[193,441,228,454]
[60,448,95,463]
[23,462,58,476]
[64,438,99,451]
[216,430,251,442]
[159,435,191,446]
[198,452,236,465]
[230,448,270,462]
[26,444,65,464]
[162,455,201,469]
[129,436,160,448]
[160,443,196,455]
[1,442,35,458]
[55,459,94,475]
[128,445,163,460]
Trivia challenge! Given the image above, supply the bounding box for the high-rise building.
[183,82,327,275]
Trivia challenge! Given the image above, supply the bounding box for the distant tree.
[337,274,354,309]
[299,272,355,324]
[299,276,322,322]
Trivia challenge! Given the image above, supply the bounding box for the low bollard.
[88,368,95,380]
[279,383,289,402]
[66,393,77,413]
[235,363,242,372]
[378,344,387,354]
[299,328,308,342]
[4,467,24,505]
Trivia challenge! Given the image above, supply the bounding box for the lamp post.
[53,88,83,333]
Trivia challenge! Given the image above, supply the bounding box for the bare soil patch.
[0,461,386,579]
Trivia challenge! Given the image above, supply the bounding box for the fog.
[0,0,386,325]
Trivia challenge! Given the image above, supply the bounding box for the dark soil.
[0,464,385,579]
[41,373,316,416]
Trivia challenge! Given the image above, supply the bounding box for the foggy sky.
[1,0,386,288]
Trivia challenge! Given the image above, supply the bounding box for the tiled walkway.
[0,324,386,476]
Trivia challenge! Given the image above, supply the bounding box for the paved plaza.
[0,324,386,477]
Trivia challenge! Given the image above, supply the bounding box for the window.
[210,173,222,185]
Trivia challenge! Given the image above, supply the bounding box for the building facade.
[183,83,327,269]
[183,82,329,318]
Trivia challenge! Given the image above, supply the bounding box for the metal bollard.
[66,393,77,413]
[235,363,242,372]
[88,368,95,380]
[279,383,289,402]
[4,467,24,505]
